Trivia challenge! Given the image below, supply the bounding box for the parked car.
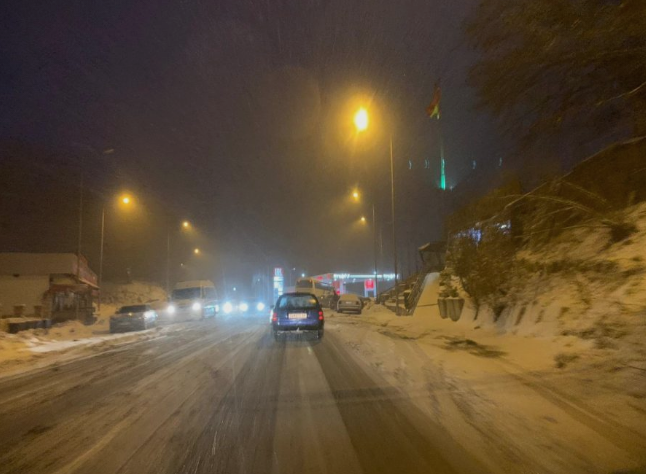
[337,293,363,314]
[110,304,158,333]
[271,293,324,340]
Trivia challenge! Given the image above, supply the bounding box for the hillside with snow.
[326,202,646,472]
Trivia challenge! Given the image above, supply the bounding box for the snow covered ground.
[0,281,169,377]
[326,273,646,473]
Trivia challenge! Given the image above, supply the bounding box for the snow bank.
[328,296,646,472]
[326,207,646,472]
[0,281,169,375]
[101,281,167,308]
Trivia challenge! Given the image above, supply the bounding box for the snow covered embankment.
[0,281,168,375]
[327,203,646,474]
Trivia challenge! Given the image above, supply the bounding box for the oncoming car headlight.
[239,302,249,312]
[223,302,233,314]
[167,304,176,315]
[256,302,265,312]
[192,302,201,311]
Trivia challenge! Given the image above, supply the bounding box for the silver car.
[337,294,363,314]
[110,304,158,333]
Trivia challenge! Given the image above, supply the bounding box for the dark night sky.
[0,0,501,287]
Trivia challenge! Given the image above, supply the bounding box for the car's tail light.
[272,312,278,322]
[318,311,324,321]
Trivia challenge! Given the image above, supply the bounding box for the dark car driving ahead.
[110,304,158,333]
[271,293,324,340]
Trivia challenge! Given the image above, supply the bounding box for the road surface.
[0,318,487,474]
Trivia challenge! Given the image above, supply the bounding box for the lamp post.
[353,190,379,298]
[353,109,399,314]
[166,221,192,294]
[97,194,133,311]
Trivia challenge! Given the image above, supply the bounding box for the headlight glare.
[223,302,233,314]
[192,302,201,311]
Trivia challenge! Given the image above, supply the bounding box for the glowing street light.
[182,220,190,229]
[360,216,367,223]
[194,248,200,255]
[98,193,135,310]
[354,107,369,132]
[350,104,398,310]
[352,190,360,201]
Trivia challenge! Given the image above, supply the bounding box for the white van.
[166,280,218,320]
[294,277,338,309]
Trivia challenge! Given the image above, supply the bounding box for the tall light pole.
[98,194,133,311]
[352,190,379,298]
[166,226,175,296]
[98,207,105,311]
[389,135,399,314]
[372,202,378,296]
[353,109,399,313]
[76,174,84,320]
[167,221,192,294]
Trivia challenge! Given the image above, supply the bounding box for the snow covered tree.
[466,0,646,147]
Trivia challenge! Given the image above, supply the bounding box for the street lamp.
[166,220,193,294]
[98,194,134,310]
[354,108,369,132]
[353,107,399,313]
[351,190,379,298]
[194,248,200,255]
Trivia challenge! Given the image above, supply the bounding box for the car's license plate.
[288,313,307,320]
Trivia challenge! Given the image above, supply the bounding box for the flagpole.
[438,102,446,218]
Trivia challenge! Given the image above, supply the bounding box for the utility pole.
[76,174,83,320]
[98,207,105,311]
[166,231,171,294]
[372,203,378,297]
[390,136,399,315]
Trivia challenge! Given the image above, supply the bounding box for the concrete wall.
[0,275,50,317]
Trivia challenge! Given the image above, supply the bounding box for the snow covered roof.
[0,253,97,287]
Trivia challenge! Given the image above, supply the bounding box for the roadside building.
[0,252,98,323]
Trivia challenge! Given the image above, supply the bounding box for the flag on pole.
[425,84,441,119]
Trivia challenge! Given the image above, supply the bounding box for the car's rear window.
[340,294,359,301]
[277,295,318,310]
[118,305,148,313]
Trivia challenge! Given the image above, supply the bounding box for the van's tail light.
[318,311,324,321]
[271,312,278,322]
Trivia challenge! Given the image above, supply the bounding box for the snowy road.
[0,317,486,474]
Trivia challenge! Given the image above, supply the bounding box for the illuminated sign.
[273,267,284,301]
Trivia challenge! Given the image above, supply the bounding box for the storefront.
[0,253,98,323]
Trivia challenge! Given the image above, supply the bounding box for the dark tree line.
[467,0,646,148]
